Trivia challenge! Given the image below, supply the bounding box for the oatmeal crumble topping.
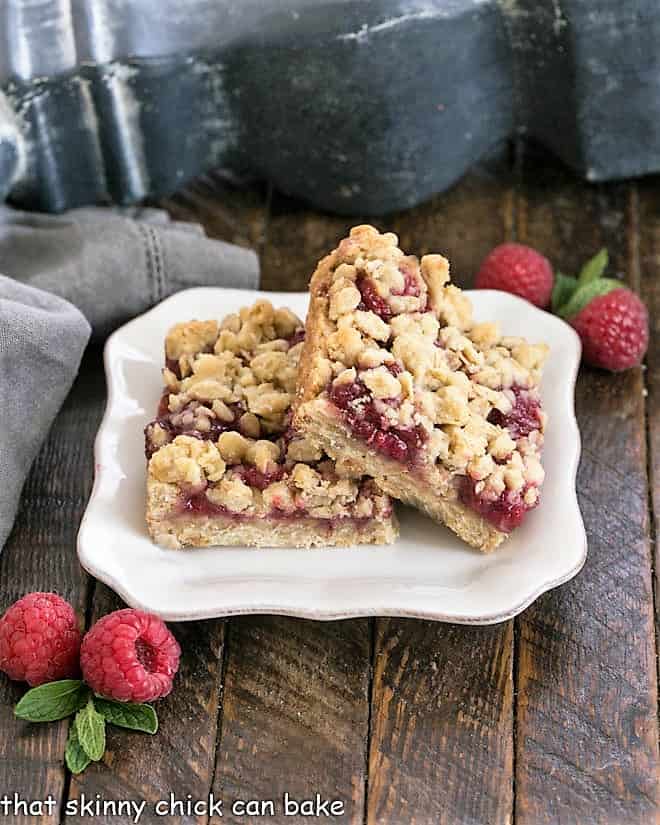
[296,225,549,533]
[146,300,391,522]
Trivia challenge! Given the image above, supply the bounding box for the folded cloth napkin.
[0,204,260,550]
[0,205,259,338]
[0,277,90,550]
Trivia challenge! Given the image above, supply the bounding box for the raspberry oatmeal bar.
[295,226,549,552]
[144,299,397,549]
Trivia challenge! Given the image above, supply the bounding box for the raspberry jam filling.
[329,379,426,465]
[176,489,375,525]
[357,276,392,319]
[287,328,306,347]
[397,259,422,298]
[234,463,285,491]
[488,385,542,440]
[165,357,181,379]
[459,476,538,533]
[356,267,424,320]
[145,399,244,458]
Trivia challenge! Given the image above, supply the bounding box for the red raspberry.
[475,243,554,308]
[0,593,81,686]
[80,609,180,702]
[569,287,648,371]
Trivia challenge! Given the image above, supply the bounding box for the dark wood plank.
[65,586,226,825]
[260,191,363,291]
[368,620,513,825]
[366,163,516,825]
[0,349,104,825]
[637,176,660,707]
[211,616,371,825]
[514,145,660,825]
[158,173,269,253]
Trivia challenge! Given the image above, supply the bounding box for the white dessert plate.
[78,287,586,624]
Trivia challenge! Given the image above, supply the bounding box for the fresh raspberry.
[569,287,648,371]
[0,593,81,686]
[475,243,554,308]
[80,609,180,702]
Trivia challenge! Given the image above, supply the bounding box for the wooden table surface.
[1,143,659,825]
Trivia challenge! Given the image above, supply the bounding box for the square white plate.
[78,288,586,624]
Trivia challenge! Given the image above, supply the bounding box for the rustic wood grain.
[0,349,104,825]
[514,144,660,825]
[366,164,516,825]
[65,585,226,825]
[260,191,363,291]
[211,617,371,825]
[158,172,269,253]
[387,156,516,290]
[637,177,660,704]
[368,620,513,825]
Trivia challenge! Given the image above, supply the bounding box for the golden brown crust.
[296,252,338,406]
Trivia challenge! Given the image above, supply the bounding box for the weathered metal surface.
[1,1,659,214]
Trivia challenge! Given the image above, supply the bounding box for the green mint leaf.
[65,724,91,774]
[15,680,88,723]
[94,698,158,734]
[578,248,609,283]
[551,272,578,315]
[557,278,621,320]
[75,698,106,761]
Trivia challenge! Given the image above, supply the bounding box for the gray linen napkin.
[0,205,260,550]
[0,276,90,550]
[0,205,259,338]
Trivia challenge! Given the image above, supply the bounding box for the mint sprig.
[15,680,89,722]
[65,724,91,774]
[551,248,621,319]
[13,679,159,774]
[95,698,158,734]
[75,698,106,761]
